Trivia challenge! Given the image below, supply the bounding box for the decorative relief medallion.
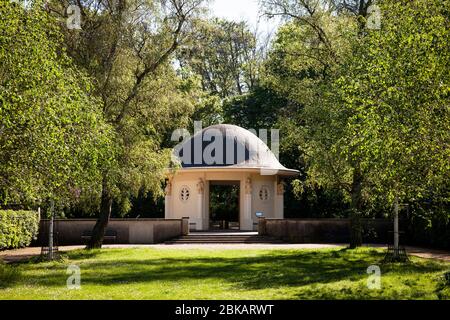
[165,180,172,196]
[196,178,205,194]
[277,182,285,195]
[245,177,252,194]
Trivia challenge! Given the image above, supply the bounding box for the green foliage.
[223,85,290,129]
[406,203,450,250]
[444,272,450,286]
[262,2,360,209]
[0,210,40,250]
[209,185,239,222]
[179,18,260,98]
[0,0,112,206]
[336,0,450,206]
[263,0,449,220]
[47,0,205,218]
[176,73,215,126]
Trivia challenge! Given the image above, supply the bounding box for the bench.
[81,229,117,244]
[229,222,240,230]
[189,222,197,231]
[210,221,240,230]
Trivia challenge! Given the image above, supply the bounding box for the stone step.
[165,240,284,244]
[172,240,276,243]
[176,236,270,240]
[168,238,282,242]
[165,234,284,244]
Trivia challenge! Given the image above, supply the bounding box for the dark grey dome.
[173,124,298,175]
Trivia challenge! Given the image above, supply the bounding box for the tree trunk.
[235,75,243,95]
[86,177,112,249]
[356,0,372,35]
[393,194,399,257]
[349,167,363,249]
[349,209,362,249]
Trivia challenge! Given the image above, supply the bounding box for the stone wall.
[260,218,393,243]
[37,219,183,245]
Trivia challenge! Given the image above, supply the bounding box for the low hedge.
[0,210,40,250]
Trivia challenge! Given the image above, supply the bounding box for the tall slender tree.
[261,0,370,247]
[47,0,206,248]
[335,0,450,245]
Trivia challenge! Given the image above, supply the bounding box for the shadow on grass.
[66,249,104,260]
[18,248,448,298]
[0,260,21,289]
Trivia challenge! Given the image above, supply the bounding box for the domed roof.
[173,124,298,176]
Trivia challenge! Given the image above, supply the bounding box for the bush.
[405,204,450,250]
[0,210,40,250]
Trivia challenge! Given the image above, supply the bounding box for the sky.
[210,0,281,37]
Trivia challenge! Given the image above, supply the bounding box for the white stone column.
[196,178,205,230]
[274,179,285,218]
[241,177,253,230]
[164,180,172,219]
[204,180,209,230]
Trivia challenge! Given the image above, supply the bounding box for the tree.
[262,0,449,249]
[261,0,370,247]
[222,85,289,129]
[335,0,450,250]
[178,18,264,98]
[0,0,111,209]
[47,0,206,248]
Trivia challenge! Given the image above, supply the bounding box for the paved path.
[396,246,450,262]
[1,243,449,263]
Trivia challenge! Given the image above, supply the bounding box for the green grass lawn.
[0,247,449,300]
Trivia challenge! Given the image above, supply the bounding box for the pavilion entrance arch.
[202,170,250,231]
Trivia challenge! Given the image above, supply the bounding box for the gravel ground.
[1,243,449,263]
